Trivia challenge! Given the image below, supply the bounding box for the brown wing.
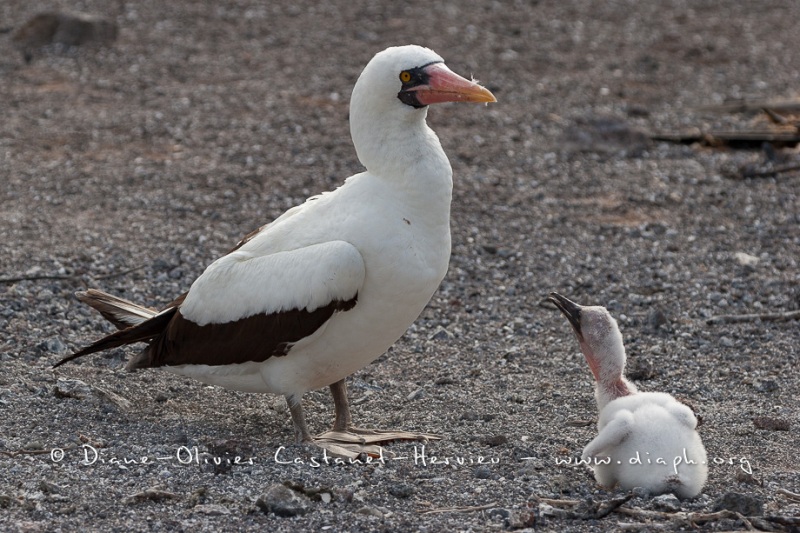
[58,296,357,370]
[128,296,356,369]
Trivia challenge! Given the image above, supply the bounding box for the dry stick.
[536,497,581,507]
[419,501,499,515]
[735,512,756,531]
[614,507,739,524]
[762,107,789,125]
[706,309,800,324]
[0,445,78,457]
[740,163,800,179]
[0,274,75,284]
[777,487,800,503]
[91,263,148,281]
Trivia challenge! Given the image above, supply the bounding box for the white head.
[548,292,637,408]
[349,45,495,175]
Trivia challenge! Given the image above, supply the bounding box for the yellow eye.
[399,71,412,83]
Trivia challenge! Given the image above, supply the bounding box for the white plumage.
[58,45,496,457]
[549,292,708,498]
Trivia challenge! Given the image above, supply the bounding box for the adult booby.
[548,292,708,499]
[56,45,496,458]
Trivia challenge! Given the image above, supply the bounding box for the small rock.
[720,336,735,348]
[406,388,425,401]
[39,481,63,494]
[487,507,511,521]
[23,440,44,451]
[752,379,779,393]
[474,466,492,479]
[752,416,790,431]
[388,484,415,499]
[256,484,309,517]
[12,12,118,62]
[124,488,178,505]
[630,487,652,500]
[627,359,656,381]
[193,503,230,515]
[734,252,759,267]
[355,505,383,518]
[646,308,669,330]
[54,378,92,399]
[429,326,453,341]
[480,434,508,447]
[43,337,68,354]
[652,493,681,512]
[712,492,764,516]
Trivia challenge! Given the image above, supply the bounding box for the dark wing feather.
[131,296,357,369]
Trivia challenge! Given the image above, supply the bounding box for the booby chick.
[55,45,496,458]
[548,292,707,499]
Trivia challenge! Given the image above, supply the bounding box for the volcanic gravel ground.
[1,0,798,531]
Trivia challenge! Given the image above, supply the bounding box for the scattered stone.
[480,434,508,447]
[752,379,779,393]
[630,487,652,500]
[428,326,453,341]
[41,337,68,355]
[192,504,230,516]
[652,493,681,512]
[752,416,790,431]
[12,12,118,62]
[646,308,669,330]
[22,440,44,451]
[734,252,759,267]
[627,358,657,381]
[256,484,309,517]
[712,491,764,516]
[54,378,92,399]
[124,487,179,505]
[406,388,425,401]
[355,505,383,518]
[487,507,511,521]
[0,495,12,508]
[92,386,132,412]
[388,484,415,499]
[474,466,492,479]
[38,481,64,494]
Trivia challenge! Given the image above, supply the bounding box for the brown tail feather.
[76,289,158,330]
[54,307,177,368]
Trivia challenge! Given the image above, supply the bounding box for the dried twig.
[124,487,179,505]
[91,263,148,281]
[739,163,800,179]
[419,501,499,515]
[535,496,581,507]
[706,309,800,324]
[0,445,78,457]
[695,100,800,113]
[614,507,736,524]
[762,107,790,126]
[735,512,756,531]
[0,274,75,284]
[777,487,800,503]
[651,130,800,146]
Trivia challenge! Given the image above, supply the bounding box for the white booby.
[548,292,708,499]
[56,45,496,458]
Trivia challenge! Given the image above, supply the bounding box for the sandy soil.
[1,0,798,531]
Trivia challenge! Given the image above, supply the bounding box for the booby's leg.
[286,394,313,443]
[313,379,441,458]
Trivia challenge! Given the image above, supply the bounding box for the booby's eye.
[399,71,412,83]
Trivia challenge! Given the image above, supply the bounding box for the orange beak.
[407,63,496,105]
